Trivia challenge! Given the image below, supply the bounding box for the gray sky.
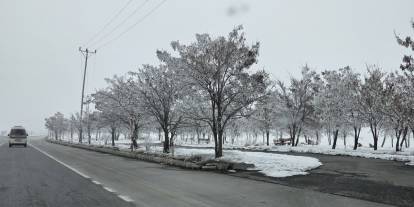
[0,0,413,134]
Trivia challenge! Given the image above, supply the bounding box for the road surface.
[0,136,393,207]
[178,145,414,206]
[0,137,133,207]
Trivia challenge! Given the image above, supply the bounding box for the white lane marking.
[118,195,134,202]
[103,187,116,193]
[31,143,135,203]
[30,144,91,179]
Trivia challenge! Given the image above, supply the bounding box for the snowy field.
[178,128,414,165]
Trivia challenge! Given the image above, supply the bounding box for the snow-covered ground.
[179,143,414,165]
[177,128,414,165]
[54,136,322,177]
[172,148,322,177]
[245,145,414,164]
[55,128,414,177]
[57,135,161,150]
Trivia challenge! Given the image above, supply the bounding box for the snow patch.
[174,148,322,177]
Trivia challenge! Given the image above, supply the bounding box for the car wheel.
[9,144,11,148]
[24,144,27,148]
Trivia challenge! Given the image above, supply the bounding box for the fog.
[0,0,413,134]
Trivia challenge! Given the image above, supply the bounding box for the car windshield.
[10,129,26,136]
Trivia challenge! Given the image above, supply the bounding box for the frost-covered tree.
[95,75,146,151]
[250,91,274,146]
[247,74,274,146]
[384,72,411,151]
[317,67,363,149]
[45,112,67,140]
[68,114,76,141]
[129,62,184,153]
[274,66,321,146]
[395,21,414,72]
[83,97,98,144]
[359,66,387,150]
[70,112,83,143]
[317,69,348,149]
[395,20,414,149]
[341,67,363,150]
[167,25,268,158]
[93,89,123,146]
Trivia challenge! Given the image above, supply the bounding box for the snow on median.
[174,148,322,177]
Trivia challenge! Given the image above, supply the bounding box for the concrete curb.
[46,139,252,171]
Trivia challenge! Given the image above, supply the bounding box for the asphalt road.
[0,138,134,207]
[232,151,414,207]
[1,136,390,207]
[178,145,414,206]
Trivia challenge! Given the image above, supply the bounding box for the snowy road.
[2,137,390,207]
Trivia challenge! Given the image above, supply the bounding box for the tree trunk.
[213,130,218,157]
[353,126,361,150]
[289,125,296,146]
[217,129,223,158]
[163,129,170,153]
[196,127,200,144]
[294,127,302,146]
[400,126,408,150]
[327,127,332,145]
[158,127,162,141]
[315,131,320,145]
[87,126,91,145]
[78,129,82,143]
[111,127,116,147]
[343,131,347,148]
[266,130,270,146]
[381,134,387,147]
[395,128,402,152]
[130,122,139,152]
[332,129,339,149]
[369,123,379,150]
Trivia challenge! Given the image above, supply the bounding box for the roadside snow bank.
[257,145,414,165]
[407,160,414,166]
[174,148,322,177]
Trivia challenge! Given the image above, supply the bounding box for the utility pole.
[78,47,96,143]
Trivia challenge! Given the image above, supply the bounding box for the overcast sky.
[0,0,413,134]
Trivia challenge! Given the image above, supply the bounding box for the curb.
[46,139,202,170]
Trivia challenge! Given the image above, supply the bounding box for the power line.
[83,0,135,47]
[96,0,167,50]
[88,0,150,48]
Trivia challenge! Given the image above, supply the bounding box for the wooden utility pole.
[78,47,96,143]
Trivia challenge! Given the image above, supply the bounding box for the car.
[8,126,28,147]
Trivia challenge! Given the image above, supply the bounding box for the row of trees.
[45,23,414,157]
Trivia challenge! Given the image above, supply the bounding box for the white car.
[8,126,28,147]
